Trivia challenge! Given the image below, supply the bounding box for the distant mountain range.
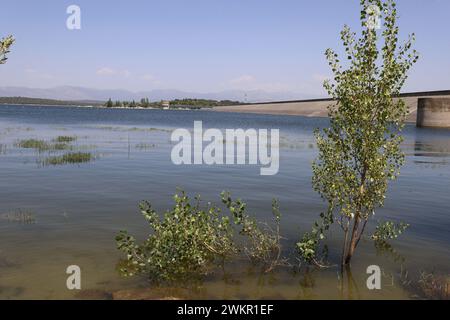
[0,86,307,103]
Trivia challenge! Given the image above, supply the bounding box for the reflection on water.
[410,139,450,166]
[404,127,450,165]
[0,105,449,299]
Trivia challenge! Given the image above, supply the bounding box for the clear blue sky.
[1,0,449,98]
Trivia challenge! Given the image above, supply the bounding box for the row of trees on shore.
[104,98,241,109]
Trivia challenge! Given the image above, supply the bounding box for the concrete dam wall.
[416,98,450,128]
[214,91,450,127]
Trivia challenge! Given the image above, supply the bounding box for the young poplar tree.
[0,35,14,64]
[297,0,418,267]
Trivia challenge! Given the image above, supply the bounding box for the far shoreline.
[2,89,450,124]
[0,102,417,123]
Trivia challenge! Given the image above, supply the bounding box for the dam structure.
[416,98,450,128]
[214,90,450,127]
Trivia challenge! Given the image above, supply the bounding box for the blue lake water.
[0,105,449,299]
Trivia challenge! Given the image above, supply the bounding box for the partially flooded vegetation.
[0,209,36,224]
[135,143,156,150]
[84,125,172,133]
[416,272,449,300]
[16,139,50,151]
[116,190,284,283]
[54,135,77,143]
[0,144,6,155]
[14,136,97,166]
[16,138,73,152]
[42,152,94,166]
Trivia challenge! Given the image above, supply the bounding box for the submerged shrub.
[116,191,284,282]
[220,192,284,272]
[116,191,235,282]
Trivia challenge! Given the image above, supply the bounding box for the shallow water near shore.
[0,105,449,299]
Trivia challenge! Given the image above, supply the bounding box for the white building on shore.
[161,100,170,109]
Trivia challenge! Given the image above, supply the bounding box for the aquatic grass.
[0,144,6,155]
[16,139,49,150]
[87,125,171,133]
[417,272,449,300]
[1,127,33,134]
[135,143,156,150]
[42,152,94,166]
[54,135,77,143]
[0,209,36,224]
[130,127,172,133]
[51,142,72,150]
[16,139,73,151]
[401,270,450,300]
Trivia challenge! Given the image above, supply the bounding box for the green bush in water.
[116,190,284,282]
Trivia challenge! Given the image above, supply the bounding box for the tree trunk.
[344,216,361,265]
[340,222,349,270]
[343,174,366,265]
